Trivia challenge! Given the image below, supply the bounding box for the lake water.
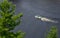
[9,0,60,38]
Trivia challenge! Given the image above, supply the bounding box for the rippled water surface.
[9,0,60,38]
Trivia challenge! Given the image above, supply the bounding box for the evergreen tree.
[46,26,58,38]
[0,0,25,38]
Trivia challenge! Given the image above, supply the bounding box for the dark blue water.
[9,0,60,38]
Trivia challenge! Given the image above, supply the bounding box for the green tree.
[46,26,58,38]
[0,0,25,38]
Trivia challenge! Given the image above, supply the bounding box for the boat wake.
[35,15,59,23]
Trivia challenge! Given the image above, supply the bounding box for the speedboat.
[35,15,58,23]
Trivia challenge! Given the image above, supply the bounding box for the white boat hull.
[35,15,58,23]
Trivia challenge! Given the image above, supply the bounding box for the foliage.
[0,0,25,38]
[46,26,58,38]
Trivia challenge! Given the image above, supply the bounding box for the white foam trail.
[35,15,59,23]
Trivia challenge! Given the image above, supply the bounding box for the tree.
[46,26,58,38]
[0,0,25,38]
